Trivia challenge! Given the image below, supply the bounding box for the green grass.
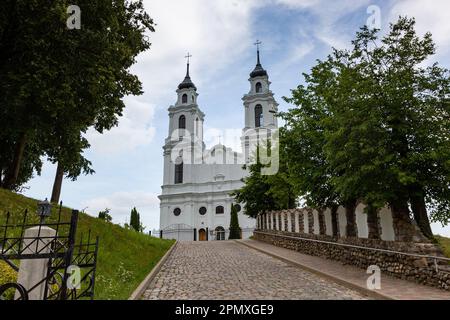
[0,188,174,300]
[436,235,450,259]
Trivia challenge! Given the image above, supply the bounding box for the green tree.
[232,135,297,219]
[228,204,241,240]
[0,0,155,192]
[284,17,450,240]
[98,208,112,223]
[130,207,144,232]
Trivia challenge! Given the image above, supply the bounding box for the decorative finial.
[184,52,192,77]
[254,40,262,65]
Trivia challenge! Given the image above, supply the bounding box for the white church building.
[158,46,278,241]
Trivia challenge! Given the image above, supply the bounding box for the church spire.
[250,40,267,78]
[178,52,197,90]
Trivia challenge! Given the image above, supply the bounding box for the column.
[280,212,285,231]
[287,211,292,232]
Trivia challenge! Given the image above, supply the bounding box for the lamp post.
[37,198,52,224]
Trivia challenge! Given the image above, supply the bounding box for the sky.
[23,0,450,236]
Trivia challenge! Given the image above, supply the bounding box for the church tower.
[242,41,278,162]
[162,54,205,187]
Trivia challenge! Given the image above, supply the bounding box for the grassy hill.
[0,188,174,300]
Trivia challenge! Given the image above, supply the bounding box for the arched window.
[215,226,225,241]
[192,95,195,102]
[255,105,263,128]
[215,206,224,214]
[174,162,183,184]
[178,115,186,129]
[255,82,262,93]
[182,94,188,104]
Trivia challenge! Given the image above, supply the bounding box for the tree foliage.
[0,0,155,194]
[228,204,241,240]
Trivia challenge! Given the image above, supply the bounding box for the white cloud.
[85,97,156,155]
[389,0,450,59]
[82,191,160,229]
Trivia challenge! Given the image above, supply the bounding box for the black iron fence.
[0,205,99,300]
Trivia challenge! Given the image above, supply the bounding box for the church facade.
[158,47,278,241]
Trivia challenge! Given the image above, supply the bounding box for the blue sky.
[23,0,450,235]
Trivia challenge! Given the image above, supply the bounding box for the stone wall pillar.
[274,212,278,231]
[16,226,56,300]
[287,211,292,232]
[280,212,285,231]
[294,211,300,233]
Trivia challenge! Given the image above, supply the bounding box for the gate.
[0,204,99,300]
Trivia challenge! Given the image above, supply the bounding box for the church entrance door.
[199,229,207,241]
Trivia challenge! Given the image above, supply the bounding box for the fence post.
[15,226,56,300]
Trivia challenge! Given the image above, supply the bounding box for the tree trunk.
[3,132,27,190]
[367,204,380,240]
[345,200,357,237]
[409,185,433,240]
[331,205,339,237]
[391,200,415,242]
[318,209,326,235]
[51,162,64,204]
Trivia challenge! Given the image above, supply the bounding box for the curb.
[235,239,393,300]
[129,241,177,300]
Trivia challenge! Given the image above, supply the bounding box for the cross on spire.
[184,52,192,77]
[185,52,192,64]
[254,40,262,51]
[254,40,262,65]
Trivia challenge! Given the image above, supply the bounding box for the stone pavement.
[238,239,450,300]
[142,241,368,300]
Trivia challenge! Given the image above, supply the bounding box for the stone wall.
[254,208,450,291]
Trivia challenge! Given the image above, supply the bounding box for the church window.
[182,94,188,104]
[199,207,207,215]
[192,95,195,102]
[215,226,225,241]
[255,105,263,128]
[173,208,181,216]
[195,118,199,136]
[178,115,186,129]
[256,82,262,93]
[215,206,224,214]
[174,162,183,184]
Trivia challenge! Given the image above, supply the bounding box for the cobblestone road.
[142,241,368,300]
